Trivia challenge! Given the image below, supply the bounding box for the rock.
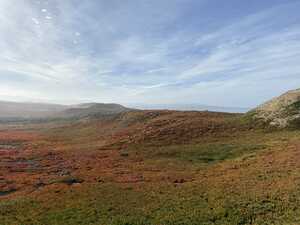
[248,88,300,128]
[59,176,84,185]
[0,186,17,196]
[174,178,186,184]
[120,151,129,157]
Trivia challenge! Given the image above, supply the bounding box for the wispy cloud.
[0,0,300,106]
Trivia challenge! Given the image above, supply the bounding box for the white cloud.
[31,17,40,25]
[0,0,299,107]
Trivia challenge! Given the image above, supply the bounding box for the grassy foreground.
[1,111,300,224]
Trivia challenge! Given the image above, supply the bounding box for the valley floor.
[1,110,300,225]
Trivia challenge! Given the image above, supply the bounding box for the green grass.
[133,143,266,165]
[124,128,278,169]
[2,180,300,225]
[2,118,300,224]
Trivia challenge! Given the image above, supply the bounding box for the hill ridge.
[250,88,300,128]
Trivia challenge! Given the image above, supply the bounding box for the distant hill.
[0,101,68,119]
[55,103,132,119]
[138,104,249,113]
[0,101,131,121]
[0,100,250,122]
[248,88,300,128]
[129,104,249,113]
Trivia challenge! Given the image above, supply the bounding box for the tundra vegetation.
[1,90,300,225]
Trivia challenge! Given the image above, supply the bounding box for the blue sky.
[1,0,300,108]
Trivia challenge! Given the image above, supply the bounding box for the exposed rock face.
[250,89,300,128]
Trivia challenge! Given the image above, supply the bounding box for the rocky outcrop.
[249,89,300,128]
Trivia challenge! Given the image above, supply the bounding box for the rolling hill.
[1,90,300,224]
[0,101,132,120]
[0,101,68,119]
[0,100,247,122]
[55,103,132,119]
[248,88,300,128]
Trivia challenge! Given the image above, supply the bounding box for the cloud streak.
[0,0,300,107]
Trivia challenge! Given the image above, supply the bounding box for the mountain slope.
[0,101,68,119]
[2,108,300,224]
[55,103,132,119]
[0,101,131,120]
[248,88,300,128]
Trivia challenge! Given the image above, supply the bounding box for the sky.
[1,0,300,108]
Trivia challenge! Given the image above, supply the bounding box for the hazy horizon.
[1,0,300,108]
[0,99,250,113]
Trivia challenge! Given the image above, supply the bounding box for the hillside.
[0,101,131,120]
[1,91,300,224]
[0,101,68,119]
[248,88,300,128]
[56,103,132,119]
